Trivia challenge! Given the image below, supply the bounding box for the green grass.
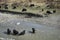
[0,5,60,15]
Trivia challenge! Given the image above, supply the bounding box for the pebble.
[16,22,21,25]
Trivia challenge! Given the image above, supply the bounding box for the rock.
[19,30,25,35]
[16,22,21,25]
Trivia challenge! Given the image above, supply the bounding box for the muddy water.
[0,19,60,40]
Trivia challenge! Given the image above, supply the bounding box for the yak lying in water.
[13,29,19,35]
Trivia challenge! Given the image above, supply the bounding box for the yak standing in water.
[29,28,36,34]
[32,28,35,33]
[6,28,11,35]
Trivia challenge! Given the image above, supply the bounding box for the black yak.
[29,28,36,34]
[12,6,16,9]
[53,10,56,13]
[46,11,52,14]
[22,8,27,12]
[32,28,35,33]
[6,28,11,35]
[42,9,44,11]
[0,6,1,8]
[30,4,34,7]
[13,29,19,35]
[4,5,8,9]
[5,6,8,9]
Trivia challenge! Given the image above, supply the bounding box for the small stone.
[16,22,21,25]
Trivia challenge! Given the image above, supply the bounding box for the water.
[0,19,60,40]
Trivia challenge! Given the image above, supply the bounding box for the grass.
[0,5,60,16]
